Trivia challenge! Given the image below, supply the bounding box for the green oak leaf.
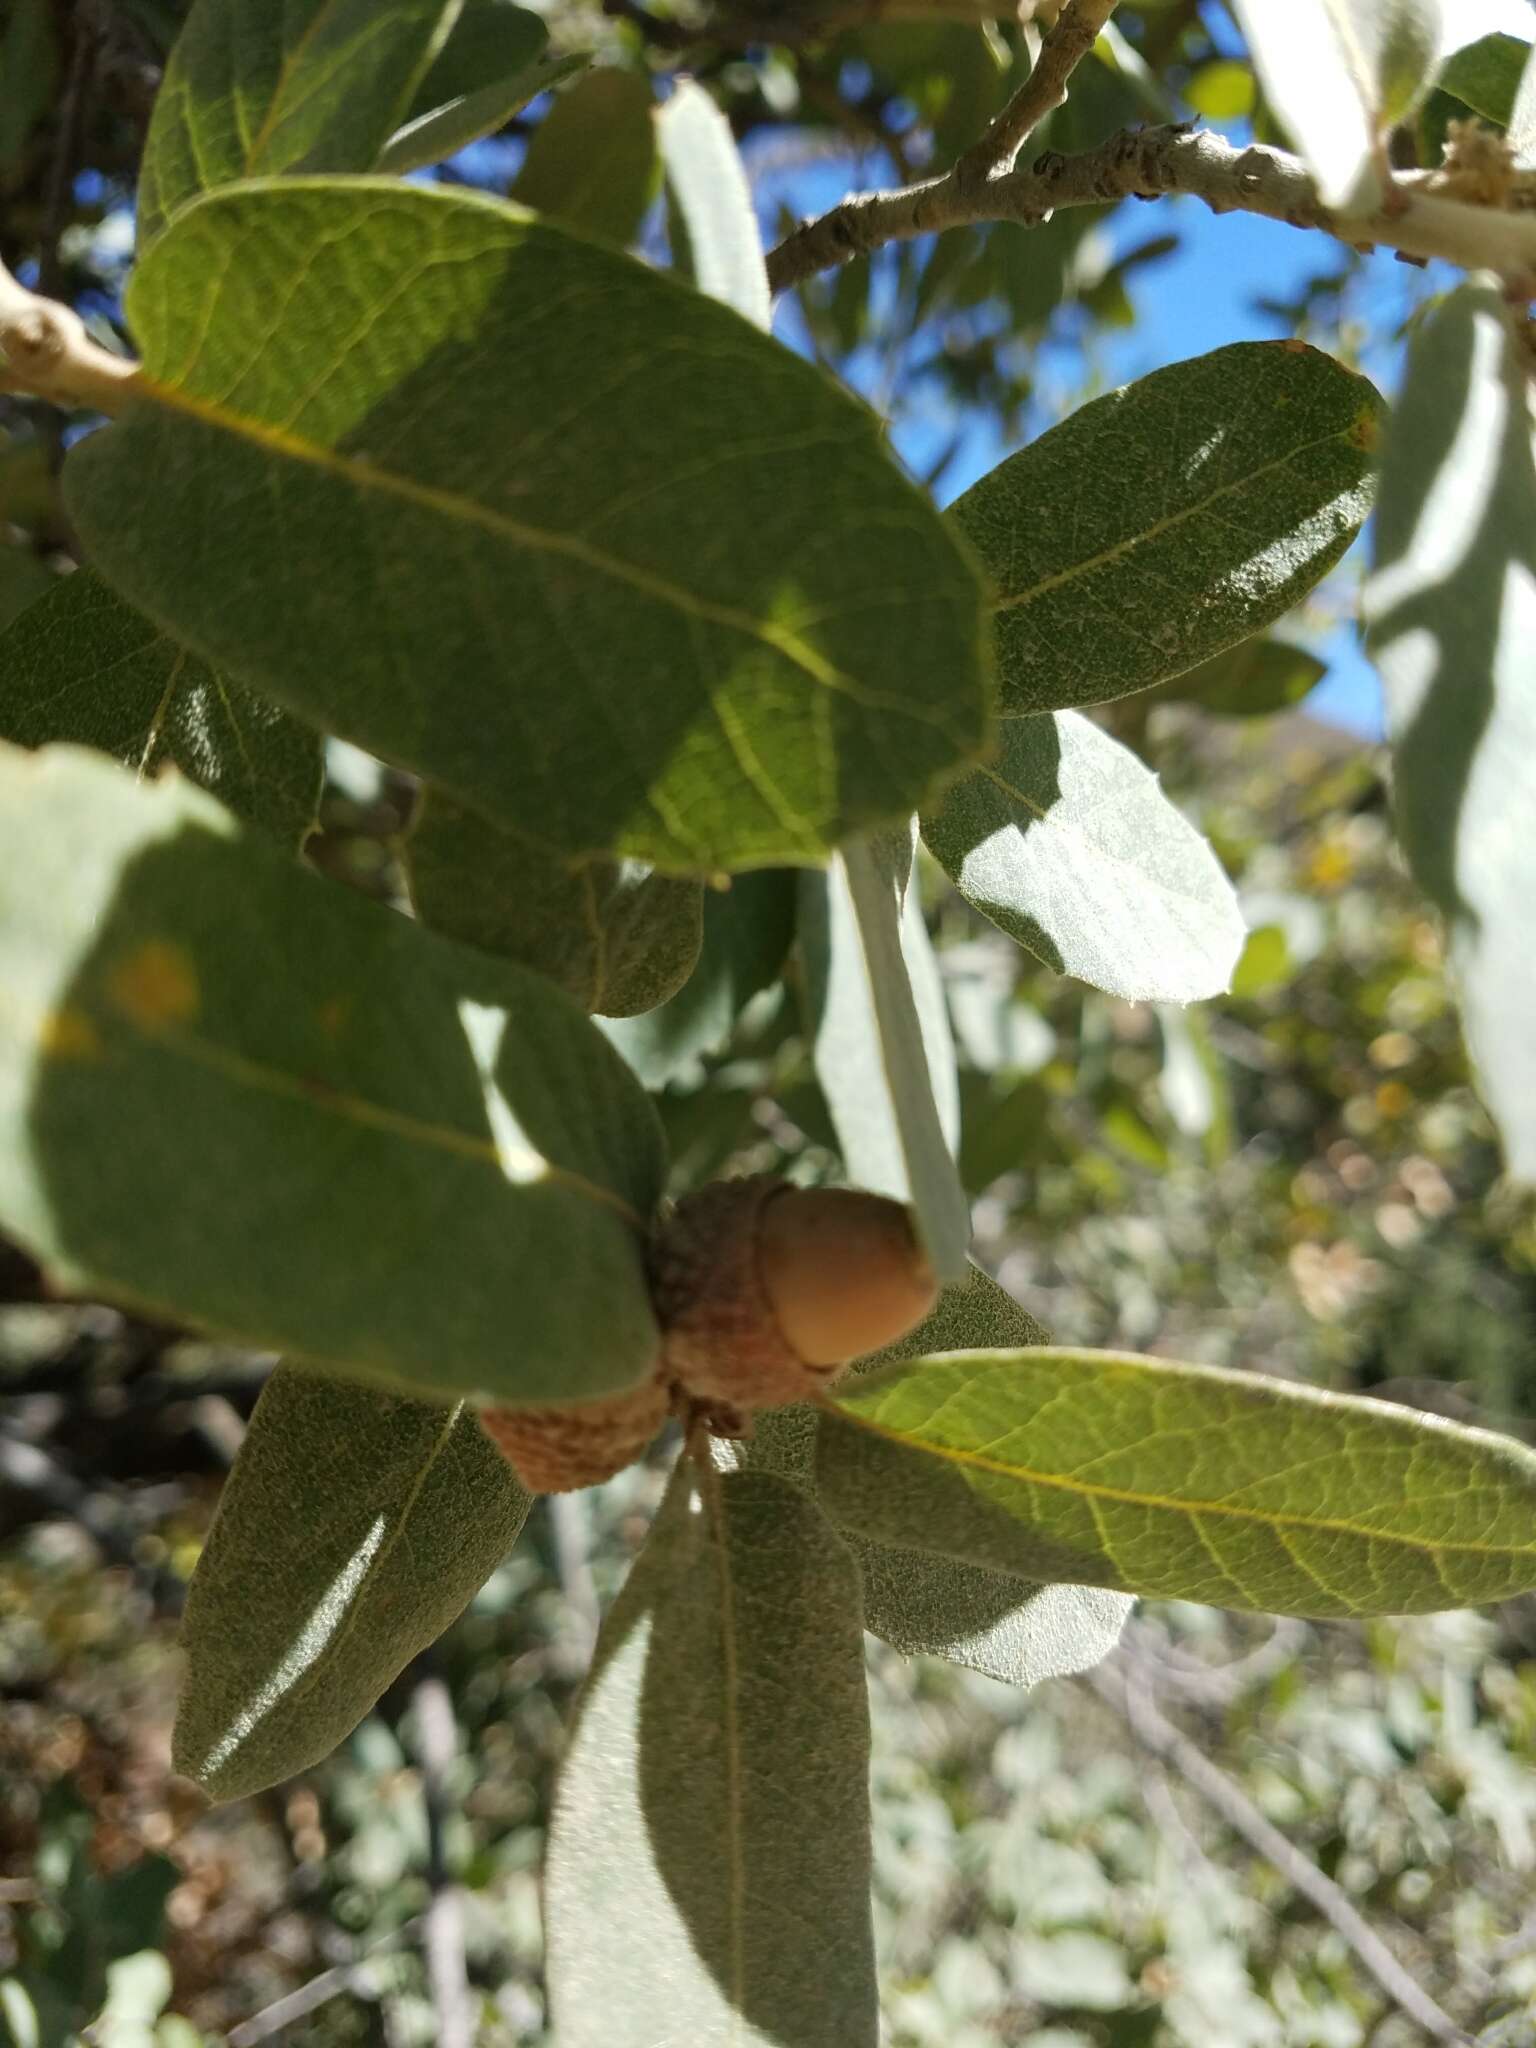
[949,340,1380,717]
[405,788,703,1016]
[137,0,460,246]
[1143,634,1327,717]
[545,1464,877,2046]
[599,867,796,1087]
[818,1348,1536,1618]
[508,68,659,245]
[68,179,989,873]
[174,1366,531,1802]
[921,709,1244,1003]
[401,0,546,118]
[1366,282,1536,1181]
[0,744,665,1406]
[0,569,321,847]
[1437,31,1531,126]
[378,53,588,174]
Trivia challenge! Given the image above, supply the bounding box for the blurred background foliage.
[5,0,1536,2041]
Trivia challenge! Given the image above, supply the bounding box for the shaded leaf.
[1366,282,1536,1180]
[405,788,702,1016]
[0,545,54,629]
[174,1367,531,1801]
[0,569,321,847]
[509,68,658,245]
[379,53,587,175]
[69,180,989,873]
[799,837,970,1282]
[545,1464,876,2047]
[949,341,1380,717]
[818,1347,1536,1617]
[921,710,1244,1003]
[0,745,664,1405]
[659,80,770,329]
[1145,635,1327,717]
[402,0,546,117]
[137,0,460,246]
[600,868,796,1086]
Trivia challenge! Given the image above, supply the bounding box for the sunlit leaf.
[69,180,989,872]
[1366,281,1536,1181]
[659,80,770,329]
[949,341,1379,717]
[819,1347,1536,1617]
[921,710,1245,1002]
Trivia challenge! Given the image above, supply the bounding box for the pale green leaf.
[378,55,586,175]
[659,80,771,330]
[1366,282,1536,1181]
[948,340,1379,717]
[819,1347,1536,1618]
[799,837,970,1282]
[599,868,796,1086]
[509,68,659,245]
[0,569,321,847]
[0,745,664,1405]
[1438,32,1531,125]
[174,1367,531,1801]
[405,789,702,1016]
[137,0,460,246]
[68,180,989,873]
[545,1464,876,2047]
[920,710,1244,1003]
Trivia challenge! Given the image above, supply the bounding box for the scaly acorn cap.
[479,1367,669,1494]
[652,1174,937,1411]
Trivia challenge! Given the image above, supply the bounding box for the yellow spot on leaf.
[108,940,200,1030]
[39,1008,101,1061]
[1348,409,1380,454]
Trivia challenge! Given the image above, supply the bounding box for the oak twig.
[955,0,1118,190]
[0,258,139,413]
[1088,1657,1472,2046]
[766,122,1536,295]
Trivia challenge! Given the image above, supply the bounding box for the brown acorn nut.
[653,1174,937,1410]
[479,1368,669,1494]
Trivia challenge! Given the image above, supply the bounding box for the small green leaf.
[137,0,460,246]
[920,710,1244,1003]
[174,1366,531,1801]
[1438,31,1531,124]
[545,1464,877,2047]
[509,68,659,245]
[949,340,1380,717]
[600,868,796,1086]
[818,1348,1536,1617]
[0,745,665,1405]
[799,837,970,1282]
[1145,635,1326,717]
[378,52,589,174]
[405,788,702,1016]
[1366,283,1536,1181]
[659,80,770,330]
[68,180,989,873]
[0,569,321,847]
[401,0,547,117]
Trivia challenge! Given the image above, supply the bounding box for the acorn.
[652,1174,937,1411]
[479,1366,670,1494]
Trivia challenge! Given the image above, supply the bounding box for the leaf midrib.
[824,1398,1531,1564]
[988,420,1361,617]
[130,376,972,743]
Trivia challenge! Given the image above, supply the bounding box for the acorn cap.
[653,1175,937,1410]
[479,1368,669,1494]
